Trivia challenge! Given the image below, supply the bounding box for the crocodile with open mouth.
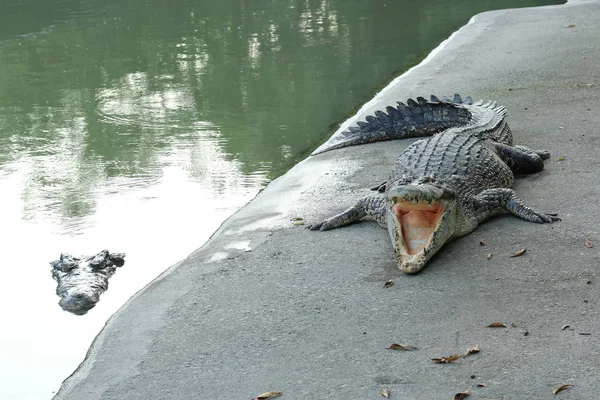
[309,94,559,273]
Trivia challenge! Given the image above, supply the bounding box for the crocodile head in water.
[51,250,125,315]
[386,181,457,273]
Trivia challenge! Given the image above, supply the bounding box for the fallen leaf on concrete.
[487,253,493,260]
[291,217,304,221]
[380,388,390,398]
[383,279,394,288]
[584,239,593,248]
[487,322,507,328]
[510,249,526,257]
[565,24,576,28]
[453,389,471,399]
[476,383,488,387]
[479,240,485,246]
[253,391,283,400]
[558,156,565,161]
[562,325,570,330]
[388,344,418,351]
[293,221,305,226]
[431,354,461,363]
[552,384,573,394]
[463,345,480,357]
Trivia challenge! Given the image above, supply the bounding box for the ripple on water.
[93,75,211,132]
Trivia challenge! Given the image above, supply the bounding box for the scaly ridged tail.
[312,94,507,155]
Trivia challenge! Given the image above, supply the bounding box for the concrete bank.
[56,1,600,399]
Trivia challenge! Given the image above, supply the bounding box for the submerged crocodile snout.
[59,292,100,315]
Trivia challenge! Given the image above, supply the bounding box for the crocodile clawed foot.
[535,149,551,160]
[534,212,561,223]
[306,222,324,231]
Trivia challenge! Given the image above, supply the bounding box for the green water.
[0,0,563,398]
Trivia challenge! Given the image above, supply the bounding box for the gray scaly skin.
[51,250,125,315]
[309,94,559,273]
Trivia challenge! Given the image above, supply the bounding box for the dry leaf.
[552,384,573,394]
[253,392,283,400]
[453,389,471,400]
[431,354,461,363]
[558,156,565,161]
[380,388,390,398]
[584,239,593,248]
[511,249,526,257]
[488,322,507,328]
[383,279,394,288]
[463,345,481,357]
[479,240,485,246]
[293,221,305,226]
[291,217,304,221]
[388,344,418,351]
[476,383,488,387]
[565,24,576,28]
[562,325,570,330]
[487,253,493,260]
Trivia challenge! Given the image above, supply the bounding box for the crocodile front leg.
[308,195,387,231]
[473,188,560,223]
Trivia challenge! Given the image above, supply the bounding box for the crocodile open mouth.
[392,198,446,256]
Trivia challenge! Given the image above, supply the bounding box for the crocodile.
[309,94,559,273]
[51,250,125,315]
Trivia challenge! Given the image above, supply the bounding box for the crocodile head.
[386,181,457,273]
[51,251,125,315]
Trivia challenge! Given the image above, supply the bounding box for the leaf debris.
[253,391,283,400]
[463,345,480,357]
[388,344,418,351]
[487,253,493,260]
[487,322,507,328]
[431,354,461,363]
[383,279,394,288]
[453,389,471,399]
[380,387,390,398]
[552,384,573,394]
[432,346,479,363]
[510,249,526,257]
[584,239,593,248]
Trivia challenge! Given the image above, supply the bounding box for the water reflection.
[0,0,563,398]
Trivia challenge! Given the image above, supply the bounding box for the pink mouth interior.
[394,201,443,255]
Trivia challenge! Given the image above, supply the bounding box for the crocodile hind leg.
[308,195,387,231]
[493,143,551,174]
[473,188,560,223]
